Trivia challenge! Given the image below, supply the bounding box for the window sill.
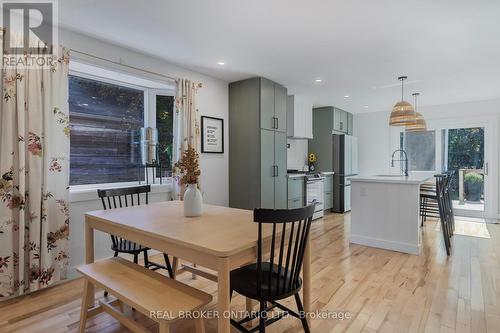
[69,180,173,203]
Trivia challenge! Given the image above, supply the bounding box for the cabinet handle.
[272,117,278,129]
[276,165,279,177]
[276,118,279,129]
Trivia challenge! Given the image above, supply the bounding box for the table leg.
[245,298,256,327]
[85,219,95,308]
[217,258,230,333]
[246,297,256,312]
[172,257,179,278]
[78,280,91,333]
[303,237,311,318]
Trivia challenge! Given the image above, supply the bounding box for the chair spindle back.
[97,185,151,252]
[253,201,316,298]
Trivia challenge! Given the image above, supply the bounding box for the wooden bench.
[77,257,212,333]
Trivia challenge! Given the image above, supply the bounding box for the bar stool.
[420,173,454,255]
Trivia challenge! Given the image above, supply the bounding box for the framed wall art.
[201,116,224,153]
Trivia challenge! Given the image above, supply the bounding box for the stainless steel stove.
[306,174,324,220]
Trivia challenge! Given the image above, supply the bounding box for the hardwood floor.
[1,213,500,333]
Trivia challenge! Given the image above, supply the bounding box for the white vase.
[183,183,203,217]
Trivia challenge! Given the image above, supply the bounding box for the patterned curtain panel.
[0,34,70,299]
[172,79,201,200]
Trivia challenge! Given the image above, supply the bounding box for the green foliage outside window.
[156,95,174,173]
[447,127,484,200]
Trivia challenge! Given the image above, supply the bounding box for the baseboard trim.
[350,234,420,255]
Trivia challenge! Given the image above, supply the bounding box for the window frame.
[147,88,176,128]
[68,65,175,190]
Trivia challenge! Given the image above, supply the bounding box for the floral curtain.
[0,32,70,299]
[172,79,201,199]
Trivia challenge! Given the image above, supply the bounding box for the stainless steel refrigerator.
[333,134,358,213]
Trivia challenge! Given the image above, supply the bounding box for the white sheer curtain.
[172,79,201,200]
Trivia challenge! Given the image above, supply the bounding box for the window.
[155,95,175,173]
[68,63,174,186]
[400,130,436,171]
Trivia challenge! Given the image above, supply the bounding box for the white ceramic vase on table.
[183,183,203,217]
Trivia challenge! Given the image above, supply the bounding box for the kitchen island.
[350,173,433,255]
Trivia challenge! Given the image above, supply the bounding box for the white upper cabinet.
[286,95,313,139]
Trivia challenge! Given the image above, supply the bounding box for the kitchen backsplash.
[287,138,308,170]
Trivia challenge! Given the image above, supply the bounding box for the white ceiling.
[59,0,500,113]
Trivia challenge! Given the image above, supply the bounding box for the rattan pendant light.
[406,93,427,132]
[389,76,416,126]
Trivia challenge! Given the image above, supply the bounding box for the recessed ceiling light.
[217,61,225,65]
[314,79,322,83]
[344,95,350,98]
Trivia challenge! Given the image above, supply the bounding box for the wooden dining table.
[84,200,311,333]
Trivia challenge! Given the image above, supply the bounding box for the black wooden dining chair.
[420,173,455,255]
[420,171,455,227]
[229,202,316,333]
[97,185,174,291]
[420,175,442,226]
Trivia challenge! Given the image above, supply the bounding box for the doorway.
[442,127,485,217]
[393,114,498,220]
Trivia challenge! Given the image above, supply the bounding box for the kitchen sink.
[375,174,406,177]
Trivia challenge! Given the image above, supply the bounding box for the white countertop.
[350,173,434,185]
[287,173,307,178]
[286,171,334,178]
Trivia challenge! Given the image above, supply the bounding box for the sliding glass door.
[442,127,485,217]
[394,115,498,220]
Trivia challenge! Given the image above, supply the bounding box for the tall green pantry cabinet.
[229,77,287,210]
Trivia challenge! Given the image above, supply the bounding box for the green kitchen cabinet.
[229,77,288,210]
[333,107,349,133]
[288,198,304,209]
[274,131,288,208]
[260,78,275,131]
[347,112,353,135]
[323,174,333,210]
[287,177,305,209]
[274,84,287,133]
[259,78,287,133]
[287,177,304,199]
[309,107,354,172]
[260,129,287,209]
[260,129,276,208]
[308,107,334,172]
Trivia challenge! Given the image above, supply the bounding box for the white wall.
[61,29,229,206]
[354,111,393,176]
[354,98,500,217]
[61,29,229,274]
[287,138,308,170]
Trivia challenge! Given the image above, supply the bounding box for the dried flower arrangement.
[174,146,200,185]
